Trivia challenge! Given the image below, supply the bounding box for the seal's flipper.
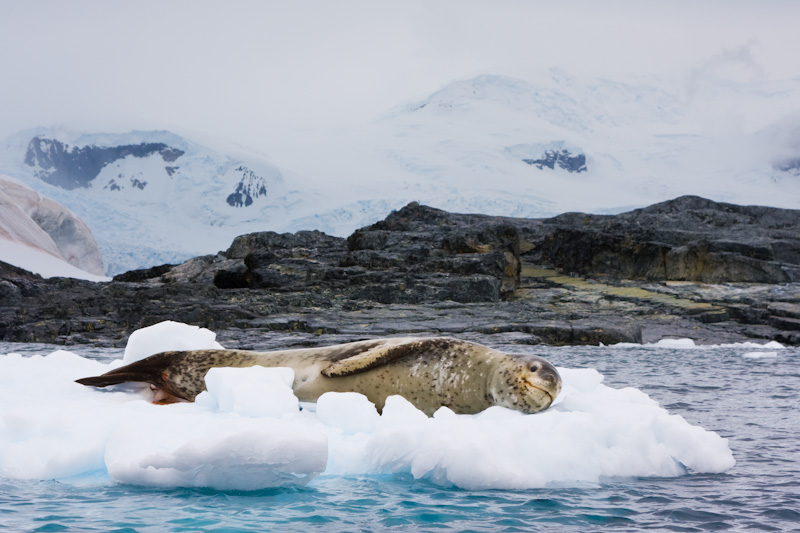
[75,351,180,389]
[76,371,162,388]
[321,337,461,377]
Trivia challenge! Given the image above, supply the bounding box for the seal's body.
[77,337,562,415]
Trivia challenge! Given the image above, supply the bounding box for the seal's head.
[488,353,562,414]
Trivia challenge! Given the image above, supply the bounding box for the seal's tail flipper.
[75,371,158,387]
[75,351,178,388]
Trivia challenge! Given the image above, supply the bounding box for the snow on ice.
[122,320,224,364]
[0,238,109,282]
[0,322,736,491]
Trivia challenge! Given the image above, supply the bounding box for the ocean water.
[1,339,798,532]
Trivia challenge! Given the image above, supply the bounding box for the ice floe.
[0,322,736,490]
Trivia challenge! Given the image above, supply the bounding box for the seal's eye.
[530,364,539,373]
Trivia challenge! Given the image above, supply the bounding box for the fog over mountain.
[1,1,797,142]
[2,67,800,275]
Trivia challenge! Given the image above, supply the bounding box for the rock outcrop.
[24,137,184,190]
[523,149,587,173]
[226,166,268,207]
[517,195,800,284]
[1,196,799,347]
[117,202,520,304]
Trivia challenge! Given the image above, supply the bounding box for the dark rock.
[0,260,43,281]
[523,149,587,173]
[769,316,800,331]
[521,195,800,283]
[476,322,641,345]
[226,230,344,260]
[346,274,501,304]
[726,304,771,324]
[767,302,800,319]
[152,204,522,303]
[212,260,250,289]
[113,263,175,282]
[0,280,21,301]
[2,197,800,347]
[24,137,185,190]
[162,255,223,284]
[225,166,269,208]
[347,203,521,298]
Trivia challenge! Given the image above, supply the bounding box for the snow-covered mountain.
[2,70,799,277]
[0,129,314,275]
[270,70,800,236]
[366,72,800,213]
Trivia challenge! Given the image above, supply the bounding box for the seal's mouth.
[525,379,556,406]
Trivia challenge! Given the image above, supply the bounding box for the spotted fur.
[76,337,562,415]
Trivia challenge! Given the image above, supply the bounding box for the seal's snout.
[525,358,562,401]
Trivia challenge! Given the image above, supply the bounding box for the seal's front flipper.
[321,337,462,377]
[75,351,180,389]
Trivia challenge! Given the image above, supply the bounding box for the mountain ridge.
[2,71,799,275]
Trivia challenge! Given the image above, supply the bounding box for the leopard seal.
[76,337,562,415]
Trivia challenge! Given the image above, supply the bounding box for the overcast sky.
[1,0,798,150]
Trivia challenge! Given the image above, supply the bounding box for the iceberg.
[0,321,735,490]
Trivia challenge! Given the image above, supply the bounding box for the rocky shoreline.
[2,196,799,348]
